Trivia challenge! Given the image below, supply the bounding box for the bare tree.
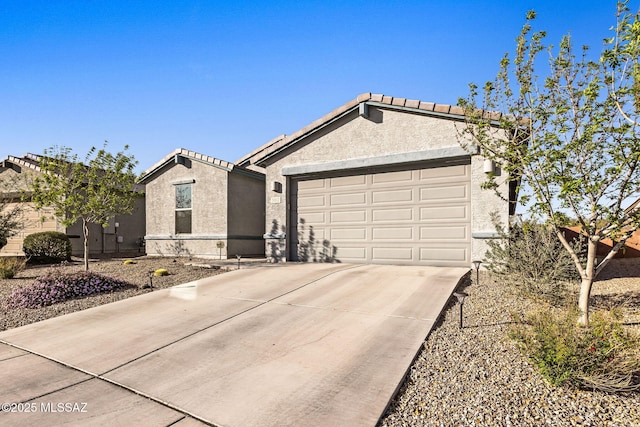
[459,4,640,326]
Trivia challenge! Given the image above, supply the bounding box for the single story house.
[0,153,146,257]
[139,148,265,259]
[237,93,515,267]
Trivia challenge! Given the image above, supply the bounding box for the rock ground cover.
[379,259,640,427]
[0,255,638,426]
[0,254,227,331]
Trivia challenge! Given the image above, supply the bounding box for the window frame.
[174,182,193,234]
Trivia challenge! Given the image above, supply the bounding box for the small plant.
[5,270,133,309]
[510,306,640,392]
[484,214,580,305]
[123,259,135,265]
[153,268,169,277]
[0,257,26,279]
[23,231,72,264]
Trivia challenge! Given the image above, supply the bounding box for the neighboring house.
[139,149,265,259]
[560,198,640,259]
[0,154,146,257]
[237,93,515,267]
[561,227,640,259]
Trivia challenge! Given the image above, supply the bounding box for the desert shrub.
[153,268,169,277]
[510,306,640,392]
[23,231,72,264]
[485,214,579,304]
[5,270,133,309]
[0,257,26,279]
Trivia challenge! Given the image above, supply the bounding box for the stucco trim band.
[145,235,264,240]
[280,146,472,176]
[471,232,501,239]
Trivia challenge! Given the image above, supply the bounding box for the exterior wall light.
[483,159,496,174]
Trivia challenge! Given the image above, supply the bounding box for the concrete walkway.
[0,263,467,427]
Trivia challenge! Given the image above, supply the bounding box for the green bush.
[484,214,580,304]
[0,257,26,279]
[23,231,72,264]
[510,306,640,392]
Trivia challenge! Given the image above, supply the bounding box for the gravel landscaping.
[1,255,638,426]
[379,258,640,427]
[0,254,229,331]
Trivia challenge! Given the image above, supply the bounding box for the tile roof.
[2,154,44,172]
[139,148,263,183]
[235,92,471,167]
[2,153,146,192]
[139,148,234,182]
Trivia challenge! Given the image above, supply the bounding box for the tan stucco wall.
[1,166,64,256]
[144,160,228,258]
[1,166,145,257]
[145,160,229,237]
[470,157,509,263]
[261,106,510,265]
[144,159,265,258]
[0,202,62,256]
[65,195,146,256]
[227,172,265,257]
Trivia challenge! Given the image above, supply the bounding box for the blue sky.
[0,1,633,173]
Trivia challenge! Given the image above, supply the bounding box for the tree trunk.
[83,219,90,271]
[577,238,597,327]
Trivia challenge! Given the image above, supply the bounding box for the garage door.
[291,163,471,266]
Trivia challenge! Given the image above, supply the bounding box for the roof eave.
[138,148,236,184]
[252,97,473,168]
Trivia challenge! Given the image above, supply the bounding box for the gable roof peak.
[238,92,466,167]
[139,147,264,184]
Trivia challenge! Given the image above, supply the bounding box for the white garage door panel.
[420,184,467,201]
[420,164,469,180]
[293,164,471,266]
[420,205,468,221]
[372,189,413,203]
[302,212,325,223]
[298,194,325,208]
[372,247,414,261]
[330,175,366,187]
[337,247,367,259]
[330,228,367,240]
[330,210,367,223]
[372,208,414,222]
[372,227,413,240]
[373,170,413,183]
[299,180,326,190]
[331,192,366,206]
[420,225,469,241]
[420,247,469,262]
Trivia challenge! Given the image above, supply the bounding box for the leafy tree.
[458,3,640,326]
[30,144,139,271]
[0,197,22,250]
[0,175,25,250]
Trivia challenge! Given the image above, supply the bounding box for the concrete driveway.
[0,263,467,427]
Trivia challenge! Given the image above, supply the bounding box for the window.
[175,183,192,234]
